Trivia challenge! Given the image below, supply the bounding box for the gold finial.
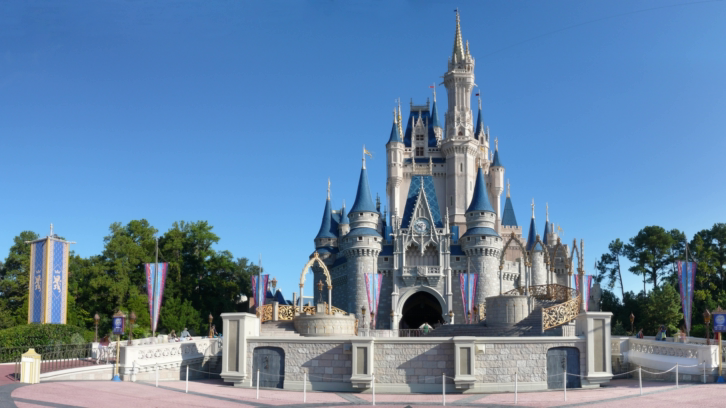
[507,179,510,198]
[362,145,366,169]
[531,198,535,219]
[478,96,482,110]
[452,8,465,61]
[546,202,549,222]
[494,137,498,151]
[397,100,404,140]
[327,178,331,200]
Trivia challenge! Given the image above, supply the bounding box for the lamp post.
[208,313,214,338]
[128,311,136,345]
[94,313,100,343]
[704,309,711,346]
[630,312,635,335]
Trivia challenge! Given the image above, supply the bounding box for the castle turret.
[475,98,488,160]
[526,202,546,287]
[460,166,502,308]
[431,89,443,144]
[386,109,404,222]
[500,180,522,239]
[342,156,382,316]
[314,181,337,251]
[489,141,504,220]
[338,201,350,237]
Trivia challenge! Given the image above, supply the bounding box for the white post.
[155,365,159,388]
[372,373,376,406]
[515,370,518,404]
[304,372,307,403]
[676,363,679,388]
[563,369,567,401]
[256,369,260,399]
[185,365,189,393]
[639,366,642,396]
[703,362,706,384]
[442,372,446,406]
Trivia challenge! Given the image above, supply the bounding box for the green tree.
[0,231,39,329]
[160,296,202,335]
[625,226,675,291]
[645,283,683,335]
[595,239,626,299]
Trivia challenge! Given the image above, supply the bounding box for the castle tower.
[338,201,350,237]
[475,98,489,161]
[341,157,382,317]
[314,181,338,251]
[386,110,404,225]
[460,166,502,308]
[441,11,480,231]
[431,88,443,144]
[489,142,504,220]
[526,202,546,286]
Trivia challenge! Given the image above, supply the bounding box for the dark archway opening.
[399,291,444,329]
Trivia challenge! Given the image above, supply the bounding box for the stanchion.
[515,371,518,404]
[185,366,189,394]
[372,373,376,406]
[304,372,307,403]
[676,363,679,388]
[639,366,642,396]
[256,370,260,400]
[442,373,446,406]
[703,362,706,384]
[563,370,567,401]
[155,365,159,388]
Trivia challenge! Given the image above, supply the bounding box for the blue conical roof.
[466,167,495,213]
[339,205,349,225]
[543,220,550,246]
[350,167,376,213]
[387,119,401,144]
[475,105,484,136]
[501,196,518,227]
[525,216,542,251]
[315,198,336,239]
[492,149,503,167]
[432,99,441,128]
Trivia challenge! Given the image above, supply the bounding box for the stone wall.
[247,341,351,384]
[475,342,585,384]
[375,342,455,384]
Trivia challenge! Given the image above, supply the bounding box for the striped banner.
[677,261,697,333]
[28,238,69,324]
[459,273,478,324]
[145,263,168,334]
[574,275,593,311]
[365,273,383,329]
[251,275,269,309]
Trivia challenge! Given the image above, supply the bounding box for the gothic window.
[456,257,460,261]
[415,147,424,157]
[415,134,424,141]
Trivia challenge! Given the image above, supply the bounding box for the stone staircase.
[423,298,566,338]
[259,321,301,337]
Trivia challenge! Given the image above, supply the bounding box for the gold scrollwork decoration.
[503,284,576,302]
[542,297,581,331]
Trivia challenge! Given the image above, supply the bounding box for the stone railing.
[504,284,576,302]
[403,266,441,276]
[262,303,348,323]
[119,337,222,380]
[611,337,720,375]
[542,297,580,331]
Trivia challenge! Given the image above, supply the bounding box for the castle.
[311,12,571,330]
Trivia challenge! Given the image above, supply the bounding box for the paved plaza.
[1,379,725,408]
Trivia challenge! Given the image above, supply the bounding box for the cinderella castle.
[310,12,571,330]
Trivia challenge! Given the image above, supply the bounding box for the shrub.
[0,324,88,348]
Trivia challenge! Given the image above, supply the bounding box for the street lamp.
[704,309,711,345]
[128,311,136,345]
[630,312,635,335]
[208,313,214,338]
[94,313,100,343]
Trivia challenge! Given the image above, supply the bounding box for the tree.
[625,226,675,291]
[645,283,683,335]
[0,231,39,329]
[595,239,626,299]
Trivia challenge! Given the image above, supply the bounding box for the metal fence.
[1,343,99,381]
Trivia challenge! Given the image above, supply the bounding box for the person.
[655,325,667,341]
[211,324,218,337]
[180,327,191,340]
[169,330,179,342]
[636,328,644,339]
[678,325,687,343]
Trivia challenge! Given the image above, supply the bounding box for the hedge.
[0,324,91,348]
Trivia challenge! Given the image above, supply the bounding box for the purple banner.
[251,274,270,309]
[145,263,168,334]
[677,261,697,333]
[459,273,478,324]
[365,273,383,329]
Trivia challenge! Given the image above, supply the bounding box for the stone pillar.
[531,251,546,286]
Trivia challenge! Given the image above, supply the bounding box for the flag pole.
[153,236,159,337]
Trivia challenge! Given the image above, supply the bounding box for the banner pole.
[153,237,159,337]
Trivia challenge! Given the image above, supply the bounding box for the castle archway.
[397,289,445,329]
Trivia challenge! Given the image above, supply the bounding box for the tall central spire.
[452,9,465,62]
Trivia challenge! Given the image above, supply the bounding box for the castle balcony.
[401,265,442,286]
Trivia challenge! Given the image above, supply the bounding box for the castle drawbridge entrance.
[399,291,444,329]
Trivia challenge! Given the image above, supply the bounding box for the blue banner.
[714,313,726,333]
[28,238,69,324]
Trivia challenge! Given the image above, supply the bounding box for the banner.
[459,273,478,324]
[145,263,168,334]
[677,261,697,333]
[365,273,383,329]
[251,274,270,309]
[574,275,593,311]
[28,238,70,324]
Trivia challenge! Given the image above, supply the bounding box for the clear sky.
[1,0,725,300]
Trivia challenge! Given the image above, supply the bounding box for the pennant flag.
[28,237,70,324]
[460,273,478,324]
[365,273,383,329]
[429,85,435,89]
[677,261,697,333]
[251,274,270,310]
[145,263,168,334]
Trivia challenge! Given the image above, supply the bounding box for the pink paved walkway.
[6,379,726,407]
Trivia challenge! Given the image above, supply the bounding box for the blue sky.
[1,1,725,300]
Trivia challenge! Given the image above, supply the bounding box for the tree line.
[0,220,256,340]
[595,223,726,337]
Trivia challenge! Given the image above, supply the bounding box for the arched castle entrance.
[396,287,446,329]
